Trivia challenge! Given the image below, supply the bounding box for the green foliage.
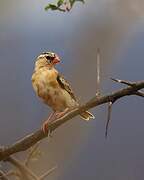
[45,4,60,11]
[69,0,84,8]
[45,0,85,12]
[57,0,65,7]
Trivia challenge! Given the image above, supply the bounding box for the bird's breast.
[32,69,58,98]
[32,68,77,111]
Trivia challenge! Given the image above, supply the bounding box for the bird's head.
[35,52,60,70]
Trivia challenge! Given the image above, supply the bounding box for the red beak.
[53,55,60,64]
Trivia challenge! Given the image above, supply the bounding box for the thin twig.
[105,102,113,138]
[111,78,144,97]
[0,80,144,161]
[39,165,57,180]
[111,78,135,86]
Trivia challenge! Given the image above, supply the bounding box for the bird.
[32,51,95,134]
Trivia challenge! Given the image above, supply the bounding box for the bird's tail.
[80,111,95,121]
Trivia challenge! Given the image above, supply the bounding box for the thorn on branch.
[105,101,113,138]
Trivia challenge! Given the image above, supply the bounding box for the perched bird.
[32,52,95,133]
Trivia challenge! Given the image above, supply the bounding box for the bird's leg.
[55,108,70,119]
[42,108,71,135]
[42,111,57,135]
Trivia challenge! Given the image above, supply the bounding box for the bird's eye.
[46,55,55,62]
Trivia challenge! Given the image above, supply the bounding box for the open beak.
[53,55,60,64]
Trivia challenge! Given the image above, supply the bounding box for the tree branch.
[111,78,144,97]
[0,80,144,161]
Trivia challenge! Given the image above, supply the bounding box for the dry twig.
[105,101,113,138]
[39,165,58,180]
[111,78,144,97]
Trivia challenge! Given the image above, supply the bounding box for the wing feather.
[57,74,77,101]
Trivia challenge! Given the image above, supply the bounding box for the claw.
[55,108,69,119]
[41,121,49,134]
[41,121,53,137]
[41,112,56,135]
[41,108,70,135]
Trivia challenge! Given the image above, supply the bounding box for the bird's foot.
[41,112,56,135]
[41,120,52,136]
[41,108,70,135]
[55,108,70,119]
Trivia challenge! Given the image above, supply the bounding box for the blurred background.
[0,0,144,179]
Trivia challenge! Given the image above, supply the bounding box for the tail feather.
[80,111,95,121]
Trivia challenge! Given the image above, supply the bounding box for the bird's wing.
[57,74,77,101]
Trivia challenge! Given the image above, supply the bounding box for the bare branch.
[111,78,135,86]
[111,78,144,97]
[0,80,144,161]
[105,101,113,138]
[39,165,57,180]
[135,91,144,97]
[96,48,101,96]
